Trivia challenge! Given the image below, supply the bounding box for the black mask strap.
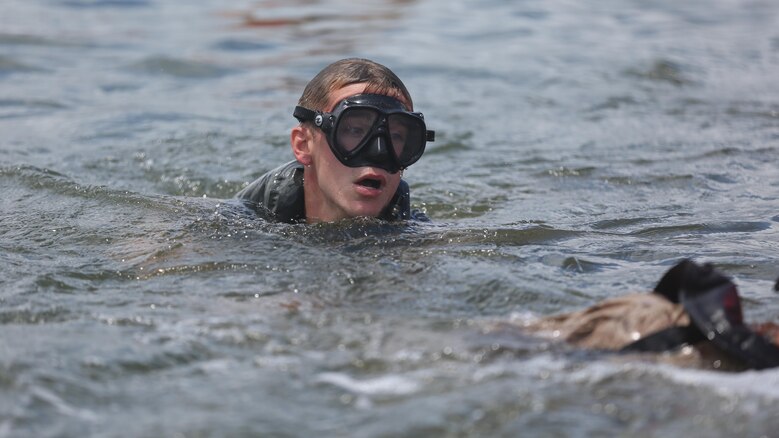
[293,106,318,124]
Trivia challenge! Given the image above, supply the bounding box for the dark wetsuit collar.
[236,160,419,223]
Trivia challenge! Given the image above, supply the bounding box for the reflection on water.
[2,0,779,436]
[220,0,422,65]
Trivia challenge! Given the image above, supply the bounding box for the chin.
[347,202,386,219]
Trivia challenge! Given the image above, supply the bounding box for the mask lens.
[335,108,379,152]
[388,114,425,164]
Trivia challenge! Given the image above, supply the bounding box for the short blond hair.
[297,58,413,111]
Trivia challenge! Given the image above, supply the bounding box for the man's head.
[290,58,431,223]
[296,58,413,114]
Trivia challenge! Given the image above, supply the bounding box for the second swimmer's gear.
[621,259,779,370]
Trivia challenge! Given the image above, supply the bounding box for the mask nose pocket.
[364,135,390,161]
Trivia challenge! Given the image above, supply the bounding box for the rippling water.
[2,0,779,436]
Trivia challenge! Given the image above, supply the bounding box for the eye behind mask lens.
[335,108,380,152]
[334,111,425,164]
[387,114,426,163]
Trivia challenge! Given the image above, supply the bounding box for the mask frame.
[293,94,435,173]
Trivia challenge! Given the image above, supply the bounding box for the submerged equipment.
[293,94,435,174]
[621,259,779,370]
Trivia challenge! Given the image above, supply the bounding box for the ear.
[291,125,313,166]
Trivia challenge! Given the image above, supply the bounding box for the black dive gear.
[621,260,779,370]
[293,94,435,174]
[235,161,428,223]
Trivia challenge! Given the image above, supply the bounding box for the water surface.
[2,0,779,436]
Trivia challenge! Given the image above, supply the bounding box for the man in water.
[236,58,434,223]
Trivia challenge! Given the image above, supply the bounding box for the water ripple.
[0,56,44,75]
[58,0,151,8]
[127,56,235,79]
[631,221,772,237]
[0,306,72,325]
[0,33,82,47]
[0,98,67,119]
[624,59,697,86]
[212,39,277,52]
[0,164,162,207]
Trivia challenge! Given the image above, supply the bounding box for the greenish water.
[2,0,779,436]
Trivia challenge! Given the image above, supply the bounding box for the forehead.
[326,83,411,112]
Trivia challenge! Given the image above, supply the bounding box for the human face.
[297,83,409,223]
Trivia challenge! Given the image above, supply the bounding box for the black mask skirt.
[293,94,435,174]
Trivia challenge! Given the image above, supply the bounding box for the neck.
[302,167,343,223]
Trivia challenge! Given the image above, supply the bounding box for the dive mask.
[293,94,435,174]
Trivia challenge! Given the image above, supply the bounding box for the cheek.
[311,136,335,166]
[313,142,352,184]
[387,174,402,191]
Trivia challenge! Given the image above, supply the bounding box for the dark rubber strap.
[620,325,705,353]
[293,106,317,123]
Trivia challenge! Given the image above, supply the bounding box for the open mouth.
[356,177,382,189]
